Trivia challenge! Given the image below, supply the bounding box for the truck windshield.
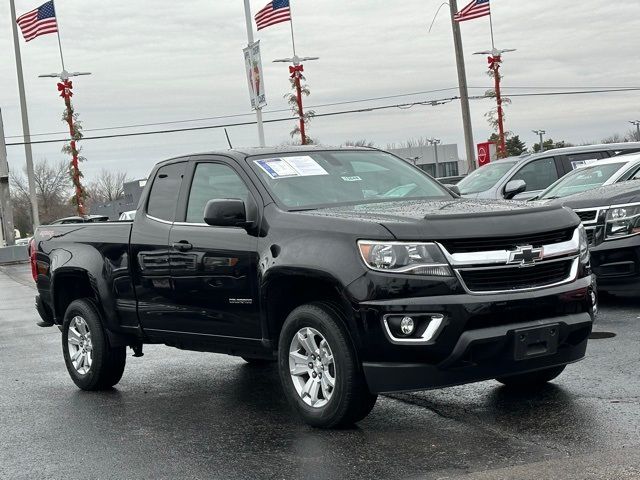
[457,160,517,194]
[538,161,627,199]
[248,151,452,209]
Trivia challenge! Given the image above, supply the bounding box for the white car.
[118,210,136,221]
[536,153,640,200]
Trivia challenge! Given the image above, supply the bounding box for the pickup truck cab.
[32,146,595,428]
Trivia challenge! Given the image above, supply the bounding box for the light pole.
[630,121,640,141]
[273,54,319,145]
[9,0,40,229]
[474,47,516,158]
[532,129,546,152]
[428,138,441,177]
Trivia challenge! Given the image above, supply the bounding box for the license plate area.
[513,324,559,360]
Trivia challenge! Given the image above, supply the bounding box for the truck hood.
[548,179,640,210]
[304,199,578,240]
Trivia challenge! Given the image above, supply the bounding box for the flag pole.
[52,0,66,71]
[288,0,297,56]
[488,9,495,51]
[8,0,40,229]
[243,0,266,147]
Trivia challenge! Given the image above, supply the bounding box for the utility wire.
[5,87,640,147]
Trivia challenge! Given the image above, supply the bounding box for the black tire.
[62,299,126,390]
[278,302,377,428]
[496,365,566,388]
[241,356,275,365]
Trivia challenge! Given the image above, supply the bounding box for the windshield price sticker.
[254,156,329,179]
[341,176,362,182]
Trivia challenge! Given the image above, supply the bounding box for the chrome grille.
[575,210,597,222]
[458,260,574,293]
[439,228,574,254]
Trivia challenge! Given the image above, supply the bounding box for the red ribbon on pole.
[289,64,304,78]
[487,55,501,70]
[57,80,73,99]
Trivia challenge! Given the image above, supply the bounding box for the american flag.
[16,1,58,42]
[454,0,491,22]
[255,0,291,31]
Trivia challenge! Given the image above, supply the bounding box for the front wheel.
[62,299,126,390]
[278,302,377,428]
[496,365,566,388]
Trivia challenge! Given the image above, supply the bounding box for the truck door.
[131,160,188,335]
[167,157,262,339]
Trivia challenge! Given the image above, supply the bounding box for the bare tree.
[387,137,430,150]
[10,159,75,234]
[601,133,625,144]
[627,128,640,142]
[342,139,376,147]
[87,169,131,204]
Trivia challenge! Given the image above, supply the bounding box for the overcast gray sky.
[1,0,639,180]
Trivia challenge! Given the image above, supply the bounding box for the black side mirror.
[204,199,248,227]
[504,179,527,199]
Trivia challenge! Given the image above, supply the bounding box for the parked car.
[535,154,640,200]
[550,179,640,295]
[31,146,595,428]
[457,142,640,201]
[118,210,136,221]
[49,215,109,225]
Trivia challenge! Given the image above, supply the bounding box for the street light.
[273,55,319,145]
[532,130,546,152]
[38,69,91,81]
[427,138,441,177]
[474,48,516,158]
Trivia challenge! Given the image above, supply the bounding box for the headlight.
[578,224,590,264]
[357,241,452,276]
[605,203,640,240]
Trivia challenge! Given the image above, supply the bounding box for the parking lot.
[1,263,639,479]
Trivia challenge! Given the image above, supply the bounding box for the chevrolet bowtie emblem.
[508,245,543,266]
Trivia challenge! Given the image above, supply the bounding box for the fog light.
[400,316,415,335]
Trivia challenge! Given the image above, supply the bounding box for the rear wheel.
[278,303,377,428]
[496,365,566,388]
[62,299,126,390]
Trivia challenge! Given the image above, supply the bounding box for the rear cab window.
[147,162,187,222]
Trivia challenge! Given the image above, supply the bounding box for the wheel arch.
[261,268,362,351]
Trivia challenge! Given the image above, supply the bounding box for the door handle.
[172,241,193,252]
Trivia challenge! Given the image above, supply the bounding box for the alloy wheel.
[288,327,336,408]
[67,316,93,375]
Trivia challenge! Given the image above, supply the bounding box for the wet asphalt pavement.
[1,264,639,479]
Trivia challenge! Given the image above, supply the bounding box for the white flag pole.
[52,0,66,71]
[9,0,40,229]
[243,0,266,147]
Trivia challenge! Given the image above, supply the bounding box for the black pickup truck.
[552,179,640,295]
[32,146,595,428]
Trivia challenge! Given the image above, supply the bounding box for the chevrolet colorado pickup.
[32,147,595,428]
[552,179,640,295]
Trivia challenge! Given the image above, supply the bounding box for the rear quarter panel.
[35,222,136,331]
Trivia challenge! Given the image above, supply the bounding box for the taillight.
[29,238,37,282]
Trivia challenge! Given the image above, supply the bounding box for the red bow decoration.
[57,80,73,99]
[289,64,304,78]
[487,55,501,70]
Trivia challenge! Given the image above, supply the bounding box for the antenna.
[224,128,233,149]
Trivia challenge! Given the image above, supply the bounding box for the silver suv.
[458,143,640,200]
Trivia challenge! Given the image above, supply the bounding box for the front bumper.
[363,312,591,393]
[591,235,640,294]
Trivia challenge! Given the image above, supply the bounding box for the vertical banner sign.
[476,142,497,167]
[243,40,267,110]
